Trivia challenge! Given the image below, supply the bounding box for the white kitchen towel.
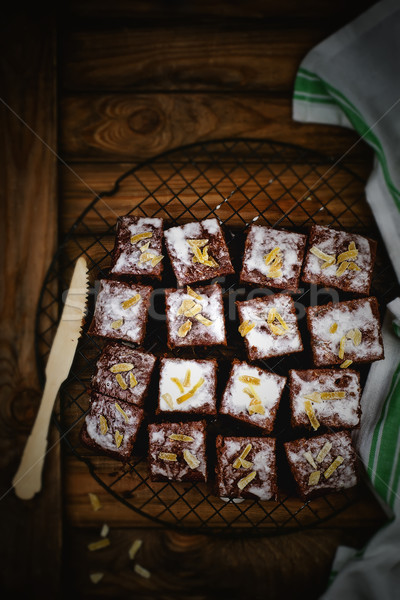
[292,1,400,598]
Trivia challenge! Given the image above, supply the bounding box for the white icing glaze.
[158,357,216,412]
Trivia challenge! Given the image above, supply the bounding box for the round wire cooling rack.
[35,138,399,536]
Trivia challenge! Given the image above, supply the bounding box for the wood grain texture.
[0,10,60,596]
[60,93,372,161]
[61,22,374,93]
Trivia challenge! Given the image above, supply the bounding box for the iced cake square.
[110,215,164,279]
[219,359,286,432]
[236,293,303,361]
[164,218,234,286]
[289,368,361,431]
[91,341,156,406]
[88,279,152,344]
[148,420,207,483]
[306,296,384,367]
[157,357,217,415]
[301,224,377,295]
[80,392,144,461]
[215,436,278,501]
[165,283,226,348]
[284,430,358,500]
[240,224,307,292]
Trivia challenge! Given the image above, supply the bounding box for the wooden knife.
[13,256,89,499]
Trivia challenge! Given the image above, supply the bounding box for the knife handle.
[12,377,60,500]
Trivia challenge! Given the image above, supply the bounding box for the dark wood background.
[1,2,388,598]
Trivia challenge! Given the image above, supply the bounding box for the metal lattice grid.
[36,139,399,536]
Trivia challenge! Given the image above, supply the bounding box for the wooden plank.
[0,11,60,596]
[65,0,375,21]
[60,94,372,161]
[59,158,374,234]
[61,26,337,92]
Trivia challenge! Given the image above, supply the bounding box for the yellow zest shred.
[239,374,261,385]
[304,400,320,431]
[99,415,108,435]
[303,451,317,469]
[310,246,335,263]
[237,470,257,490]
[176,377,205,404]
[308,471,321,486]
[187,285,203,301]
[336,261,349,276]
[338,335,347,360]
[316,441,332,464]
[169,433,194,442]
[159,452,177,461]
[110,362,134,373]
[329,322,338,334]
[88,492,102,511]
[89,572,104,584]
[171,377,185,393]
[348,262,361,271]
[138,251,156,264]
[88,538,110,551]
[129,372,138,388]
[183,369,191,387]
[183,449,200,469]
[340,359,353,369]
[134,564,151,579]
[238,320,255,337]
[184,303,202,318]
[177,320,192,338]
[115,430,123,448]
[121,294,141,310]
[130,231,152,244]
[177,299,196,315]
[115,402,129,422]
[348,241,356,250]
[324,456,344,479]
[115,373,128,390]
[248,403,265,416]
[151,254,164,267]
[139,241,150,252]
[353,328,362,346]
[111,318,123,330]
[162,392,174,409]
[195,313,213,326]
[128,539,143,560]
[233,443,252,469]
[337,249,358,263]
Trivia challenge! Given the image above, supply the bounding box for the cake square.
[284,430,358,500]
[80,392,144,461]
[164,218,234,286]
[88,279,152,344]
[148,420,207,482]
[91,341,156,406]
[157,357,217,415]
[165,283,226,348]
[289,368,361,431]
[301,224,377,295]
[219,360,286,432]
[215,436,278,501]
[110,215,164,279]
[306,296,384,367]
[240,224,307,292]
[236,293,303,361]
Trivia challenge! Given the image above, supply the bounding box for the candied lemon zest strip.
[321,257,336,269]
[162,392,174,409]
[183,449,200,469]
[177,320,192,338]
[275,311,289,330]
[177,299,195,315]
[187,285,203,301]
[353,328,362,346]
[90,573,104,584]
[237,470,257,490]
[195,313,213,326]
[238,320,255,337]
[338,335,347,360]
[340,359,353,369]
[239,374,261,385]
[308,471,321,486]
[336,261,349,276]
[324,456,344,479]
[115,402,129,422]
[128,539,143,560]
[88,538,110,551]
[110,362,134,373]
[248,403,265,415]
[130,231,152,244]
[115,430,123,448]
[348,241,356,251]
[303,451,317,469]
[187,239,209,248]
[169,433,194,442]
[88,492,102,512]
[115,373,128,390]
[337,249,358,263]
[233,443,252,468]
[171,377,185,393]
[329,322,338,334]
[316,441,332,464]
[129,372,138,388]
[303,392,323,403]
[99,415,108,435]
[321,391,346,400]
[304,400,320,431]
[349,262,361,271]
[264,247,281,266]
[159,452,177,461]
[121,294,141,310]
[176,377,205,404]
[138,251,156,264]
[267,308,288,335]
[111,318,123,330]
[240,458,253,469]
[183,369,191,388]
[139,241,150,252]
[269,323,285,336]
[310,246,335,263]
[151,255,164,267]
[184,303,202,318]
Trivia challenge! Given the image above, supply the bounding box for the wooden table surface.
[1,2,390,598]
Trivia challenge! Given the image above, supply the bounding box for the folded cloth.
[292,1,400,598]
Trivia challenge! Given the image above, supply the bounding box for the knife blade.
[13,256,89,499]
